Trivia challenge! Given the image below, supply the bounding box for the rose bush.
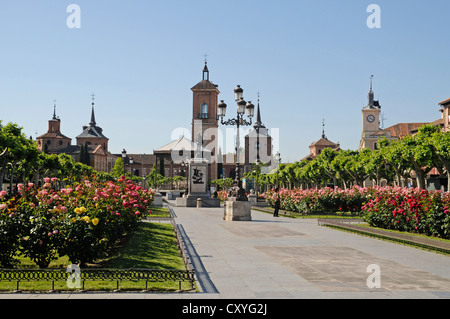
[0,176,154,268]
[362,186,450,239]
[264,186,450,239]
[264,186,368,215]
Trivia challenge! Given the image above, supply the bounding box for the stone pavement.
[2,203,450,299]
[172,204,450,299]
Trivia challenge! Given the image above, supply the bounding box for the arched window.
[200,103,208,119]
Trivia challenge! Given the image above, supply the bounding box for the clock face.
[367,115,375,123]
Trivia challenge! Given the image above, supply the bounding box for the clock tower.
[359,76,381,150]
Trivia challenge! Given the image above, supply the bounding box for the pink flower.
[44,178,50,183]
[0,190,6,199]
[51,177,58,182]
[17,183,24,191]
[28,182,34,188]
[0,204,8,210]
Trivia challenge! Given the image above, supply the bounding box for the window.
[200,103,208,118]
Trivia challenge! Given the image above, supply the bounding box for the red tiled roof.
[309,137,339,147]
[380,123,429,138]
[438,97,450,105]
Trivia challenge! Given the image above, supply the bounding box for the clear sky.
[1,0,449,163]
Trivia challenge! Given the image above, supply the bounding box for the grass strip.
[0,221,192,292]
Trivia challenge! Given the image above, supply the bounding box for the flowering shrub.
[361,187,450,239]
[264,186,450,239]
[0,176,154,268]
[265,186,368,215]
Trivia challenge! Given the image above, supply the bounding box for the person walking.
[273,188,280,217]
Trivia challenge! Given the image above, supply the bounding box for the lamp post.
[141,153,145,188]
[129,157,134,176]
[275,151,281,188]
[121,149,127,176]
[255,159,260,200]
[218,85,255,201]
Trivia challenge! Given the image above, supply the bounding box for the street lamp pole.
[121,149,127,177]
[218,85,255,201]
[275,151,281,189]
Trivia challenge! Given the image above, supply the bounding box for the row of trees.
[0,121,110,193]
[274,125,450,191]
[0,121,186,193]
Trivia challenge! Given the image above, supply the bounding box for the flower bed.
[361,187,450,239]
[0,176,154,268]
[264,186,368,215]
[264,186,450,239]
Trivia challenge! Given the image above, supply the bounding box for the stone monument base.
[223,199,252,221]
[151,193,163,207]
[176,195,220,207]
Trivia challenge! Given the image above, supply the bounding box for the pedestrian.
[273,188,280,217]
[213,190,218,198]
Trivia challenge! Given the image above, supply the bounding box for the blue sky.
[1,0,449,163]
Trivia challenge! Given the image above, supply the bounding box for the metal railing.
[0,268,195,292]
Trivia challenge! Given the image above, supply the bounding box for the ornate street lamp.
[218,85,255,201]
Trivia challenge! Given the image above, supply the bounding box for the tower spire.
[253,92,265,129]
[90,93,96,126]
[52,100,57,119]
[322,119,326,139]
[368,75,375,107]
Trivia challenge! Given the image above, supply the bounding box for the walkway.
[2,203,450,299]
[172,204,450,299]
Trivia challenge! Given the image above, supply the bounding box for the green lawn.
[147,206,172,218]
[0,218,194,292]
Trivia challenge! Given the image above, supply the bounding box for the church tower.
[36,102,72,153]
[191,61,220,180]
[244,98,272,172]
[359,76,381,150]
[76,94,109,152]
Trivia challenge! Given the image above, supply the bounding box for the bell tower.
[191,61,220,180]
[359,76,381,150]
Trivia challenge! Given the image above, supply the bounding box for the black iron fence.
[0,268,195,292]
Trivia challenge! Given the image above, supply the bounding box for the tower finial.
[202,56,209,81]
[53,100,57,119]
[368,75,375,107]
[322,118,326,139]
[90,93,96,126]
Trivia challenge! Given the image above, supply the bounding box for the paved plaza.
[2,203,450,299]
[173,204,450,299]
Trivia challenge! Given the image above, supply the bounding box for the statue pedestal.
[175,158,220,207]
[223,198,252,221]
